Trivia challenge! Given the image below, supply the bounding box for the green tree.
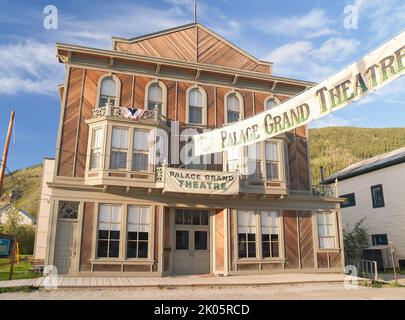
[343,218,369,259]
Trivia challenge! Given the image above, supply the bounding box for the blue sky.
[0,0,404,171]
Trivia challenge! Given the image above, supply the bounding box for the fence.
[345,258,378,281]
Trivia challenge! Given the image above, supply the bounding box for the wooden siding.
[202,85,216,127]
[134,76,149,107]
[298,211,314,269]
[197,27,270,73]
[237,90,253,118]
[215,209,225,272]
[287,126,310,192]
[80,202,95,271]
[162,79,177,120]
[163,207,171,272]
[58,67,84,176]
[284,210,299,269]
[115,27,198,63]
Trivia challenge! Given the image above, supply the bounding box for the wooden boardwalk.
[0,273,350,289]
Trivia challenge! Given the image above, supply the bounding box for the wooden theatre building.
[34,23,344,276]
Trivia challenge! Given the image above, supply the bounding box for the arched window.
[99,76,118,107]
[265,96,280,111]
[226,92,243,123]
[187,87,207,124]
[147,83,163,112]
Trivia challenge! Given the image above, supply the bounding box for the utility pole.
[0,110,15,195]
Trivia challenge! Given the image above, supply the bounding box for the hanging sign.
[163,167,239,195]
[0,236,13,258]
[194,30,405,156]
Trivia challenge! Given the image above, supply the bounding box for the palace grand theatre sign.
[194,30,405,156]
[163,167,239,195]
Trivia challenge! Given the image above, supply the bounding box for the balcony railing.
[92,105,168,126]
[312,184,337,197]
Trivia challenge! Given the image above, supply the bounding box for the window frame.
[316,211,338,250]
[144,80,167,117]
[224,91,244,124]
[132,129,151,172]
[96,204,122,259]
[110,126,129,170]
[264,96,281,111]
[340,193,356,208]
[371,184,385,208]
[126,205,152,260]
[371,234,388,246]
[94,203,154,261]
[236,209,283,261]
[186,86,207,126]
[90,127,103,170]
[97,74,121,108]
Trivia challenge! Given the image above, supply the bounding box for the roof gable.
[112,23,272,74]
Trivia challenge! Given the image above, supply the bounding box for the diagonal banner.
[194,30,405,156]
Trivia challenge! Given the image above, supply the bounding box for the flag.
[121,107,145,120]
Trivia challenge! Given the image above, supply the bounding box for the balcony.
[91,105,168,127]
[312,184,337,197]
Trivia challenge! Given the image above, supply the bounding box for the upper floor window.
[97,204,121,258]
[226,92,243,123]
[99,76,118,107]
[188,87,206,125]
[132,130,149,172]
[371,184,385,208]
[265,96,280,110]
[227,147,241,172]
[247,143,262,179]
[265,142,279,180]
[90,128,103,170]
[110,127,128,170]
[317,211,336,249]
[340,193,356,208]
[145,80,167,116]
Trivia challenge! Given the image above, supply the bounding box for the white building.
[324,147,405,267]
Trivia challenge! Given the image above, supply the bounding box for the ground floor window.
[261,211,280,258]
[237,210,281,259]
[97,204,121,258]
[317,211,336,249]
[127,206,150,258]
[372,234,388,246]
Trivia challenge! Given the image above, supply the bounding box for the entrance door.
[173,209,210,275]
[54,220,78,275]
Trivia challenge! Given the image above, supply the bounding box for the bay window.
[247,143,262,179]
[90,128,103,169]
[132,129,149,171]
[127,206,150,258]
[227,147,241,172]
[261,211,280,258]
[237,210,257,258]
[317,211,336,249]
[97,204,121,258]
[110,127,128,170]
[265,142,279,180]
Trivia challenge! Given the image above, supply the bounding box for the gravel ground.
[1,283,405,300]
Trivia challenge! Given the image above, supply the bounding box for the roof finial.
[194,0,198,23]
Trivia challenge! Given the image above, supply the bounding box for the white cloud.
[309,114,353,128]
[266,36,359,81]
[0,40,64,95]
[253,9,338,39]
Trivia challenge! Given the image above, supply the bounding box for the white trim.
[185,85,208,125]
[144,79,167,117]
[224,91,244,124]
[96,73,121,107]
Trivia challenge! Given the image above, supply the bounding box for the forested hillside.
[309,127,405,184]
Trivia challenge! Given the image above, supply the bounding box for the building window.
[110,127,128,170]
[147,83,163,112]
[97,204,121,258]
[175,210,209,226]
[90,128,103,169]
[265,97,280,110]
[371,184,385,208]
[227,147,241,172]
[247,143,262,179]
[372,234,388,246]
[317,211,336,249]
[261,211,280,258]
[265,142,279,180]
[99,76,117,107]
[226,93,242,123]
[58,201,79,219]
[188,88,203,124]
[237,210,256,258]
[132,130,149,171]
[340,193,356,208]
[127,206,149,259]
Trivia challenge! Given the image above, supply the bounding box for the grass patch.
[0,255,41,281]
[0,286,38,294]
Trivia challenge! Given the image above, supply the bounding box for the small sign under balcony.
[158,167,239,195]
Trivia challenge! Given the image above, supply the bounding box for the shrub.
[343,217,369,259]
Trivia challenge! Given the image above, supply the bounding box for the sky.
[0,0,404,171]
